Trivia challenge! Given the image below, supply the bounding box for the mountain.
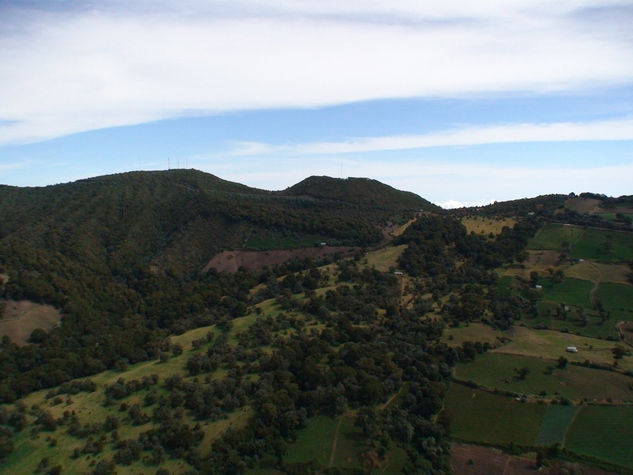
[0,170,430,278]
[0,173,632,474]
[283,175,439,211]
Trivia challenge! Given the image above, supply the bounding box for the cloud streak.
[227,118,633,156]
[0,1,632,144]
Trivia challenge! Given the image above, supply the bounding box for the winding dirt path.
[328,416,344,468]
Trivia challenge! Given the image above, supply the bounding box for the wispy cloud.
[0,1,632,144]
[227,118,633,156]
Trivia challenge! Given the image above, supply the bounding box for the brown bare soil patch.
[461,216,517,237]
[451,443,617,475]
[0,300,61,345]
[203,246,355,273]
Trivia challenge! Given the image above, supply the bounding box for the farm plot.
[535,405,579,447]
[538,277,593,308]
[454,352,633,402]
[596,283,633,322]
[528,224,585,251]
[445,383,546,446]
[492,327,633,372]
[565,405,633,470]
[566,261,632,285]
[528,224,633,262]
[441,322,506,347]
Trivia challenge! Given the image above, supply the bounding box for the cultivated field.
[566,261,632,285]
[566,405,633,470]
[528,224,633,262]
[454,352,633,402]
[445,383,546,446]
[491,327,633,371]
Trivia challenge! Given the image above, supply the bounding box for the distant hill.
[283,175,438,211]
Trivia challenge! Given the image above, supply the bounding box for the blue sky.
[1,1,632,207]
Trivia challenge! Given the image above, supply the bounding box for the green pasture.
[533,302,617,339]
[535,404,579,447]
[538,277,593,307]
[528,224,585,251]
[362,244,407,272]
[597,283,633,313]
[445,383,545,446]
[454,352,633,402]
[566,405,633,469]
[285,415,339,467]
[528,224,633,262]
[331,414,365,469]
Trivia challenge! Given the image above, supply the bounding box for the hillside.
[1,174,632,473]
[0,170,430,400]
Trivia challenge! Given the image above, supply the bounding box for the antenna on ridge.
[168,157,171,170]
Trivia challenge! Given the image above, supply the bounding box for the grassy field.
[565,261,632,285]
[528,224,585,251]
[441,322,505,347]
[538,277,593,308]
[492,327,633,371]
[565,405,633,469]
[363,244,407,272]
[461,216,517,236]
[0,299,61,345]
[330,414,365,469]
[528,224,633,262]
[596,283,633,313]
[445,383,546,446]
[454,352,633,402]
[531,305,618,339]
[534,404,579,447]
[285,415,339,467]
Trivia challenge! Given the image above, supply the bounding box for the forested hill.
[0,170,429,278]
[283,175,439,211]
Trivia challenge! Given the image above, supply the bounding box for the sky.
[0,1,632,207]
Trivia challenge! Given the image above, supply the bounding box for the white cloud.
[227,118,633,156]
[0,1,632,144]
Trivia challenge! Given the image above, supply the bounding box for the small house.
[566,346,578,353]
